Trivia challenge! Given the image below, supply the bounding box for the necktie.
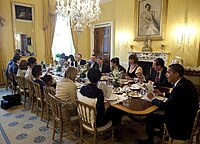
[154,72,159,82]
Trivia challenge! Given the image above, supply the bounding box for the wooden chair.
[2,67,10,90]
[77,100,114,144]
[189,109,200,144]
[15,76,29,108]
[8,72,17,94]
[43,86,56,127]
[162,109,200,144]
[33,82,45,120]
[48,93,79,144]
[25,78,35,112]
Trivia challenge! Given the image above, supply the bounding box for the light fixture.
[56,0,101,33]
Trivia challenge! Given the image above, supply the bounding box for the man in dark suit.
[97,56,111,75]
[138,64,199,144]
[88,54,99,70]
[75,53,86,67]
[148,58,171,87]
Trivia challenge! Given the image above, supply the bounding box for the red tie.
[154,72,159,82]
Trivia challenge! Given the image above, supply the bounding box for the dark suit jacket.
[10,63,18,75]
[152,77,199,140]
[88,61,99,70]
[149,66,171,87]
[101,63,111,73]
[75,59,86,67]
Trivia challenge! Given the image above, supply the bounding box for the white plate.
[128,93,142,98]
[105,94,119,101]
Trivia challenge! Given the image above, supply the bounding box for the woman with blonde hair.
[55,66,78,116]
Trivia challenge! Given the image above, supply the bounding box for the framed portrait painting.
[12,2,33,22]
[134,0,168,41]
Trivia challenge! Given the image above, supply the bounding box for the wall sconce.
[175,23,195,49]
[116,30,131,48]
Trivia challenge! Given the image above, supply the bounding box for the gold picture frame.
[134,0,168,41]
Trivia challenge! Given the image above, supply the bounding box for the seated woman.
[55,66,78,116]
[17,60,28,77]
[80,68,124,127]
[126,54,143,79]
[110,57,126,78]
[32,65,46,94]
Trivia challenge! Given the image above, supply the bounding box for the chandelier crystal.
[56,0,101,33]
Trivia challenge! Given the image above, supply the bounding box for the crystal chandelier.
[56,0,101,33]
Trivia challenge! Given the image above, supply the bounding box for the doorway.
[91,21,114,62]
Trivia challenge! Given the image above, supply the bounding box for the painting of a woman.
[135,0,167,41]
[141,3,159,35]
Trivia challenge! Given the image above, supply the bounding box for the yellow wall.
[0,0,45,67]
[77,0,200,66]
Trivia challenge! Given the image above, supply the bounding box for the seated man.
[148,58,171,87]
[96,56,111,75]
[138,64,199,144]
[10,55,21,75]
[88,54,99,70]
[75,53,86,67]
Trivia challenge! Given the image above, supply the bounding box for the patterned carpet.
[0,87,162,144]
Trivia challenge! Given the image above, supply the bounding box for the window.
[51,15,75,59]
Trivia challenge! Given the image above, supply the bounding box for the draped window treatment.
[0,16,5,85]
[51,15,75,59]
[43,0,56,64]
[43,0,77,63]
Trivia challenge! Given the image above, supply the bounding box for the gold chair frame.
[162,109,200,144]
[77,100,114,144]
[48,93,79,144]
[33,82,45,120]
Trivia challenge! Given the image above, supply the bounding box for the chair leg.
[112,127,114,144]
[196,131,200,144]
[36,99,39,116]
[31,97,34,113]
[80,124,83,144]
[46,105,50,127]
[24,93,26,108]
[41,101,44,121]
[93,132,97,144]
[52,118,56,140]
[59,121,63,144]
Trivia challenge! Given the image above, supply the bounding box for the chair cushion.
[83,120,112,132]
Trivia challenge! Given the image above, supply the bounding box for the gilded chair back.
[33,82,45,120]
[2,67,9,89]
[25,78,34,111]
[77,100,97,131]
[33,82,43,101]
[189,109,200,144]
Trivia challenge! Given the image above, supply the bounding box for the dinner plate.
[128,93,142,98]
[105,94,119,101]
